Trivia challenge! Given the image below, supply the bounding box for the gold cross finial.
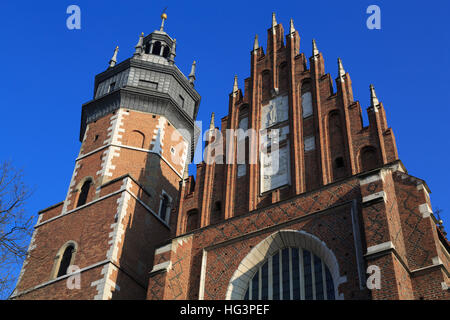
[160,7,168,31]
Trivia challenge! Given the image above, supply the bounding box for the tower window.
[77,179,92,207]
[162,46,170,58]
[152,41,162,55]
[159,194,170,223]
[57,244,75,277]
[108,82,116,93]
[179,95,185,109]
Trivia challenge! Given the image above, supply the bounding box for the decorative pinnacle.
[210,112,215,131]
[109,46,119,68]
[312,39,319,56]
[134,32,144,56]
[338,58,346,78]
[272,12,277,28]
[168,38,177,65]
[189,60,196,84]
[233,75,238,93]
[253,34,259,51]
[289,18,295,34]
[370,84,379,107]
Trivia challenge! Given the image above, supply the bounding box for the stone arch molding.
[225,230,347,300]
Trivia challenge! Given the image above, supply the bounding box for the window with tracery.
[243,247,335,300]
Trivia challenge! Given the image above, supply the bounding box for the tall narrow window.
[77,180,92,207]
[328,111,347,180]
[278,62,288,92]
[162,46,170,58]
[262,70,271,101]
[57,245,75,277]
[179,95,185,109]
[160,195,169,222]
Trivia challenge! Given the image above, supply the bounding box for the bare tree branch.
[0,161,33,299]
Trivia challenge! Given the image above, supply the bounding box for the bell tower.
[12,14,201,300]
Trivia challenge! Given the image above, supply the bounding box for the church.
[11,13,449,300]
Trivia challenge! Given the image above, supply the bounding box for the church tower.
[11,14,200,300]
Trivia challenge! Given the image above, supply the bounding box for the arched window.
[128,130,145,148]
[360,146,379,172]
[328,111,347,180]
[227,230,346,300]
[56,244,75,277]
[152,41,162,55]
[162,46,170,58]
[243,247,335,300]
[77,179,92,207]
[159,194,169,222]
[144,42,151,54]
[186,209,199,233]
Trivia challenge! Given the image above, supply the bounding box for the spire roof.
[289,18,295,34]
[370,84,379,107]
[109,46,119,68]
[312,39,319,56]
[210,112,215,131]
[253,34,259,51]
[272,12,277,28]
[338,58,346,78]
[233,75,238,93]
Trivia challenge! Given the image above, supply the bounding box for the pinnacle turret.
[370,84,380,107]
[109,46,119,68]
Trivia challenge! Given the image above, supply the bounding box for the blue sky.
[0,0,449,291]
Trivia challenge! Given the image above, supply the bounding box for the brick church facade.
[11,14,449,300]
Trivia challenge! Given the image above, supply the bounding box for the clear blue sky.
[0,0,449,291]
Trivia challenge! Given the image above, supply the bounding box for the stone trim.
[365,241,395,256]
[419,203,433,218]
[199,249,208,300]
[362,191,386,204]
[61,161,81,214]
[360,171,385,185]
[155,243,172,255]
[150,261,172,273]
